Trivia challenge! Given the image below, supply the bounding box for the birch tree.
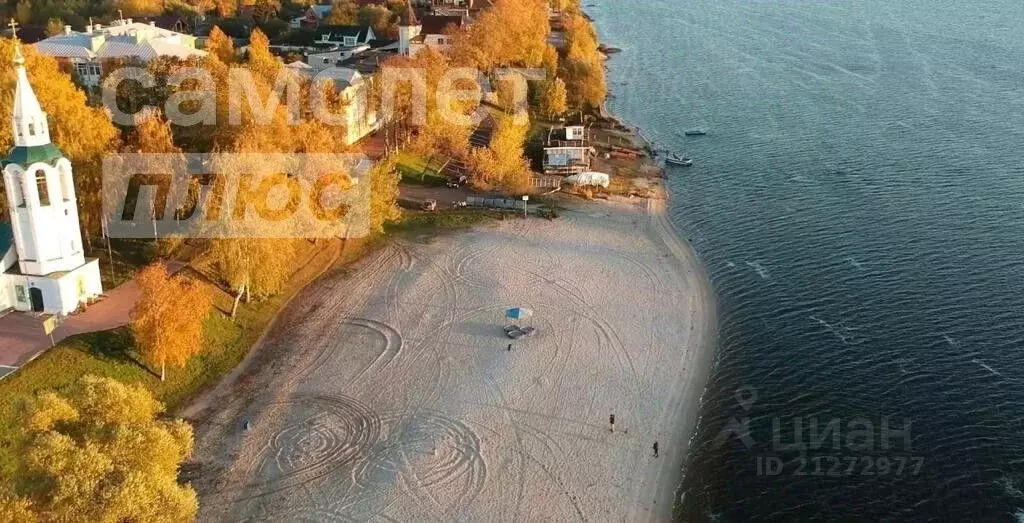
[131,264,212,381]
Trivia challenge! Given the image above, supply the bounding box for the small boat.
[665,154,693,167]
[684,130,707,136]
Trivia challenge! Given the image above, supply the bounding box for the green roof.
[2,143,65,167]
[0,222,12,256]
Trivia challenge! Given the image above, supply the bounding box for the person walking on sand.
[609,413,616,433]
[653,441,659,457]
[507,343,512,351]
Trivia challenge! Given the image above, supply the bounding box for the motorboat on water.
[684,130,707,136]
[665,153,693,166]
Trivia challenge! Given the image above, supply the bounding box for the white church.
[0,41,102,315]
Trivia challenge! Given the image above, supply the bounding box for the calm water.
[590,0,1024,520]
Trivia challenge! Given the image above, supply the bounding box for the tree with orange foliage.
[327,0,359,25]
[215,0,237,17]
[206,26,237,65]
[131,264,213,381]
[449,0,549,70]
[560,8,607,109]
[469,113,532,193]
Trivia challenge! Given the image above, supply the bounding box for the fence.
[533,175,563,189]
[466,196,525,210]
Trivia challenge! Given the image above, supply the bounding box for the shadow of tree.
[70,328,159,379]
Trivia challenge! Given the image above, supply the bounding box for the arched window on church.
[35,170,50,206]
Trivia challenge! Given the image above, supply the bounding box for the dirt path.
[188,198,716,522]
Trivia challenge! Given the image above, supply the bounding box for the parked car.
[421,199,437,211]
[447,175,468,188]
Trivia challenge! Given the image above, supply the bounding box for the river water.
[590,0,1024,520]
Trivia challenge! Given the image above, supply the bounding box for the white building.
[399,5,466,57]
[285,64,380,146]
[0,43,102,315]
[35,18,205,88]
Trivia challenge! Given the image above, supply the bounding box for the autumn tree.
[560,9,607,109]
[246,28,283,84]
[449,0,549,70]
[206,26,237,65]
[247,0,282,23]
[327,0,359,24]
[1,376,197,521]
[15,0,32,25]
[469,113,532,193]
[207,234,299,317]
[131,264,213,381]
[377,47,475,156]
[368,155,401,234]
[215,0,237,17]
[123,109,200,230]
[541,44,559,78]
[537,77,568,119]
[44,18,63,37]
[358,5,398,39]
[0,39,119,241]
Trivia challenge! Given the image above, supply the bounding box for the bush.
[537,204,561,220]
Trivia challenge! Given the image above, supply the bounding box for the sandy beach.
[186,196,716,521]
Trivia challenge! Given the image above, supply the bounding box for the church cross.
[8,19,18,40]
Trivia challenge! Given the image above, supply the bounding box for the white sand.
[189,197,716,522]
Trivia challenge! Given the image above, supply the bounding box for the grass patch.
[387,209,505,232]
[85,237,160,289]
[0,239,343,482]
[395,151,448,186]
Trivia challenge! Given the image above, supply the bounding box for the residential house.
[543,125,594,175]
[315,25,377,48]
[286,63,381,146]
[398,3,466,57]
[291,4,333,29]
[35,18,205,88]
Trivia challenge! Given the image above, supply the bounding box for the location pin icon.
[735,386,757,411]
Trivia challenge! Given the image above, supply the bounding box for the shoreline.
[187,197,717,520]
[589,5,721,514]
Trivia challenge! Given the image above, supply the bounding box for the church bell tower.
[2,40,87,277]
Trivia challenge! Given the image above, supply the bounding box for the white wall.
[0,274,13,311]
[7,160,86,277]
[6,259,103,315]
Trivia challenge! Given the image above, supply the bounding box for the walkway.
[0,261,185,375]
